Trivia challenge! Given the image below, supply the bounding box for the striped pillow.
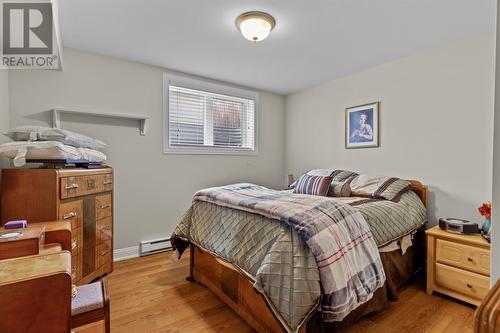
[330,170,358,182]
[293,174,333,196]
[288,169,334,190]
[328,181,352,197]
[350,175,411,201]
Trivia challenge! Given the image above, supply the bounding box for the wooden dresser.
[1,167,114,285]
[426,226,491,306]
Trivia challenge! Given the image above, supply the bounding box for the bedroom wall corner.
[491,0,499,284]
[285,34,495,229]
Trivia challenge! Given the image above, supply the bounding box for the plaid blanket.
[180,183,386,322]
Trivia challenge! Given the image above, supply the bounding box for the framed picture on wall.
[345,101,380,149]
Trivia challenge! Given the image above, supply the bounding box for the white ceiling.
[59,0,495,95]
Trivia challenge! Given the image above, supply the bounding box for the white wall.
[8,49,286,250]
[0,70,9,141]
[286,34,495,227]
[0,70,10,222]
[492,2,500,283]
[0,71,10,169]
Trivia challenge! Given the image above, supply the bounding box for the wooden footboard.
[189,245,304,333]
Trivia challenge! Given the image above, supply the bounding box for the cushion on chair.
[71,282,104,316]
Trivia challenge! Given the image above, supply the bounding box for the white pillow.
[0,141,107,167]
[4,126,107,150]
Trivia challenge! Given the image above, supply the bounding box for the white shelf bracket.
[53,109,61,129]
[139,119,146,136]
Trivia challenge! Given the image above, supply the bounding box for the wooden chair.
[475,279,500,332]
[1,221,111,332]
[0,252,73,332]
[71,277,110,333]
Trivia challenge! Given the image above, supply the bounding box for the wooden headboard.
[409,180,428,208]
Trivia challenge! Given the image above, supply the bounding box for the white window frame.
[163,74,259,155]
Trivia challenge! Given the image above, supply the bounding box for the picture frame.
[345,101,380,149]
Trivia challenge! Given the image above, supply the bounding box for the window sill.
[163,146,258,156]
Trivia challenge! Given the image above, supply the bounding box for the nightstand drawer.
[435,263,490,304]
[436,239,490,276]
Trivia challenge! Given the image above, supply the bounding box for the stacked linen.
[0,126,107,166]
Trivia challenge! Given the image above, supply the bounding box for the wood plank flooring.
[107,250,475,333]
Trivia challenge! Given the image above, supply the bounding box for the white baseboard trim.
[114,246,140,262]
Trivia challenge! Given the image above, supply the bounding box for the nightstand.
[426,225,490,306]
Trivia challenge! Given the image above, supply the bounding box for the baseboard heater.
[139,237,172,256]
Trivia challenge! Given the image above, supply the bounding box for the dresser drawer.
[59,200,83,229]
[61,174,112,199]
[101,173,113,192]
[435,263,490,304]
[97,240,112,267]
[61,176,85,199]
[96,194,112,220]
[436,239,490,276]
[72,252,82,283]
[97,217,113,244]
[71,227,83,255]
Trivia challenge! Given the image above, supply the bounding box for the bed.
[171,178,427,333]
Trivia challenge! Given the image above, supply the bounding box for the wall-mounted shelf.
[52,108,149,136]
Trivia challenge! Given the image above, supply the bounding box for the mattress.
[172,190,426,332]
[332,190,427,246]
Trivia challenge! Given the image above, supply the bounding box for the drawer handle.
[100,250,109,256]
[63,212,77,220]
[467,257,473,262]
[466,283,472,289]
[65,183,79,190]
[72,239,77,250]
[101,204,111,209]
[103,180,113,185]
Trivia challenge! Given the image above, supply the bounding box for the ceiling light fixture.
[236,11,276,42]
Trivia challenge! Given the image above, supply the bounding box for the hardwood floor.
[107,250,476,333]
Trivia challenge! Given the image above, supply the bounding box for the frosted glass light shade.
[236,12,276,42]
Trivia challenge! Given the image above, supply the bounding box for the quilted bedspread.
[172,184,417,332]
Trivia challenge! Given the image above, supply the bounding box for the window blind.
[168,84,255,150]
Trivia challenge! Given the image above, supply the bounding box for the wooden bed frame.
[187,180,428,333]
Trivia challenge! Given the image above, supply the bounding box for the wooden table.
[0,226,43,260]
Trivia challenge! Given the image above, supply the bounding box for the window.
[164,75,258,155]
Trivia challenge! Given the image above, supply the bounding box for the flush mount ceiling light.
[236,11,276,42]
